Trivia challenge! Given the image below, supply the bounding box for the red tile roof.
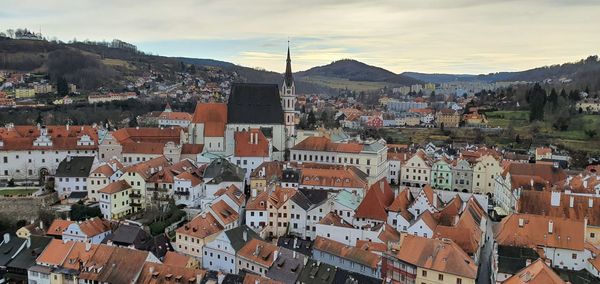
[99,180,132,194]
[292,136,363,154]
[237,238,279,267]
[0,125,98,151]
[390,234,478,279]
[503,258,565,284]
[234,129,270,157]
[355,178,394,221]
[78,217,111,237]
[495,213,585,251]
[137,262,206,284]
[46,219,74,237]
[191,103,227,137]
[176,212,224,239]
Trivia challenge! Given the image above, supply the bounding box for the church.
[188,46,298,161]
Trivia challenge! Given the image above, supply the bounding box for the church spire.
[284,41,293,88]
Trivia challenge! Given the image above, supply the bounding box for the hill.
[297,59,422,86]
[0,38,184,91]
[403,55,600,89]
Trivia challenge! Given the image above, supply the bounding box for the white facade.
[62,222,110,244]
[202,231,237,273]
[55,176,88,199]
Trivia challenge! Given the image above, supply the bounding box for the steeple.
[284,42,293,88]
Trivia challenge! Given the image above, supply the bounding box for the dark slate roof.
[299,189,329,206]
[225,225,261,252]
[218,273,244,284]
[140,233,172,259]
[297,259,336,284]
[0,235,26,266]
[333,268,381,284]
[497,245,540,275]
[227,83,284,124]
[291,191,312,211]
[67,191,88,199]
[55,156,95,177]
[103,224,150,248]
[266,247,306,284]
[277,236,313,257]
[203,158,245,184]
[6,236,53,271]
[284,46,294,88]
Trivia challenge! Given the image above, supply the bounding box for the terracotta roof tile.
[503,258,565,284]
[99,180,132,194]
[355,178,394,221]
[235,129,270,157]
[191,103,227,137]
[237,238,279,267]
[390,234,478,279]
[176,212,224,239]
[292,136,363,154]
[495,213,585,251]
[46,219,74,237]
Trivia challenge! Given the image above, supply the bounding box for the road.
[477,219,495,284]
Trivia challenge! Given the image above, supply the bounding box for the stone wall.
[0,192,59,221]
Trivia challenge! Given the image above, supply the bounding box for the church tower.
[281,43,297,148]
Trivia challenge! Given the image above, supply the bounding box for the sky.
[2,0,600,74]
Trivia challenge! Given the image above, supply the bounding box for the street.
[477,219,496,284]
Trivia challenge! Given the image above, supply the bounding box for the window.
[438,274,443,281]
[572,253,577,259]
[591,233,596,238]
[456,278,462,284]
[422,270,427,277]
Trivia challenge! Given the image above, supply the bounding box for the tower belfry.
[281,42,297,148]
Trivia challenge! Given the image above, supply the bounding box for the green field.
[300,75,394,92]
[485,110,600,154]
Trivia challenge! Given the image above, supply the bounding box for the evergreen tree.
[56,76,68,95]
[527,83,546,122]
[548,88,558,110]
[307,110,317,129]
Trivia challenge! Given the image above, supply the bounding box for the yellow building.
[435,109,460,128]
[119,156,170,213]
[463,112,488,127]
[15,88,36,98]
[16,223,44,239]
[99,180,132,220]
[174,212,223,264]
[424,83,436,91]
[472,154,502,195]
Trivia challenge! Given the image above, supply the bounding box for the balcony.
[129,193,142,198]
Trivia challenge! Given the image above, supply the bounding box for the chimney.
[39,220,44,230]
[589,198,594,208]
[66,124,69,131]
[518,218,524,228]
[569,196,574,208]
[525,258,532,266]
[380,180,384,192]
[293,250,297,259]
[27,236,31,248]
[85,242,91,252]
[530,178,534,187]
[548,220,554,234]
[243,230,247,242]
[3,233,10,244]
[273,250,279,261]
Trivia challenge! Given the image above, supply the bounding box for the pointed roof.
[503,258,565,284]
[284,44,293,88]
[355,178,394,221]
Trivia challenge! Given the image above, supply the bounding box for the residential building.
[382,234,478,284]
[400,150,432,188]
[430,158,453,190]
[175,212,224,264]
[230,129,272,182]
[202,225,260,274]
[54,156,95,199]
[291,136,388,184]
[99,180,133,220]
[61,217,111,244]
[436,108,460,128]
[236,238,279,276]
[0,125,98,181]
[313,236,382,279]
[452,159,473,192]
[87,159,124,201]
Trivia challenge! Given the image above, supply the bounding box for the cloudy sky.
[3,0,599,74]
